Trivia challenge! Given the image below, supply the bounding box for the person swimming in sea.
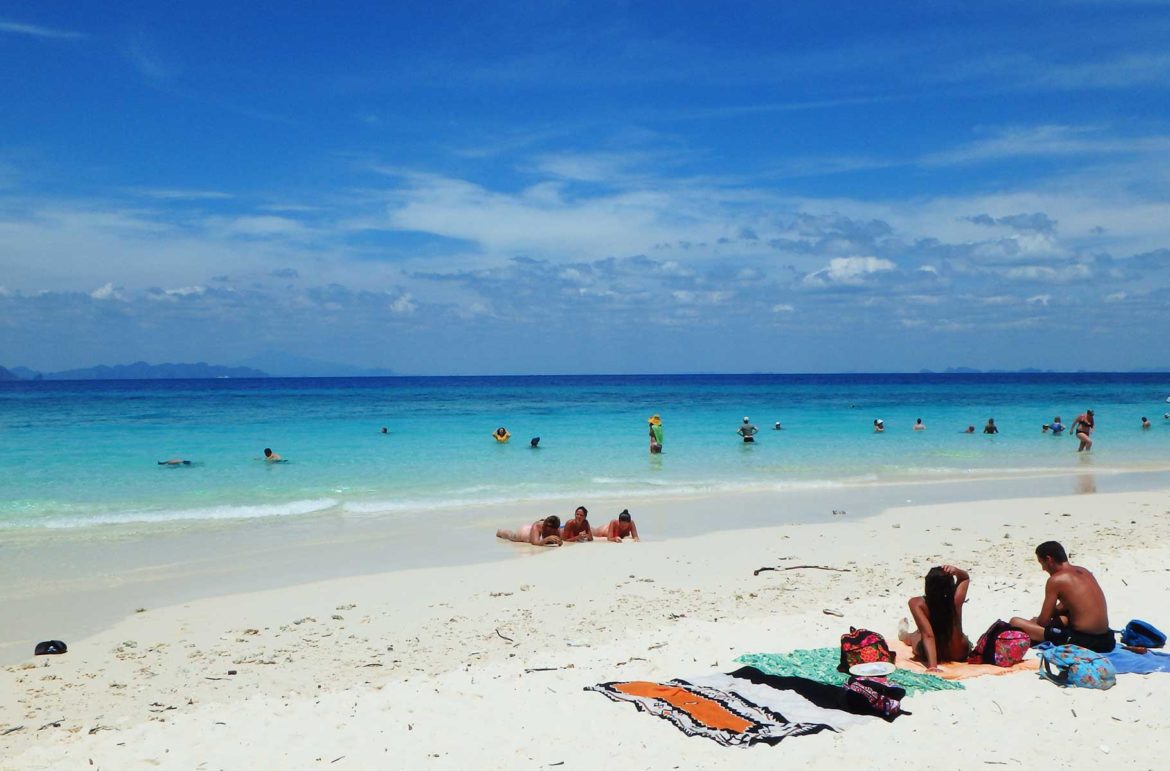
[493,427,510,443]
[158,458,192,466]
[262,448,285,463]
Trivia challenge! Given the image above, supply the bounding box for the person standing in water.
[648,415,663,454]
[1073,410,1094,452]
[737,417,758,443]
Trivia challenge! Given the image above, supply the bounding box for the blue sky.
[2,1,1169,374]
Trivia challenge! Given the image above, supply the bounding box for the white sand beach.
[3,486,1170,770]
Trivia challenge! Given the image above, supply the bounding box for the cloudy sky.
[3,1,1169,374]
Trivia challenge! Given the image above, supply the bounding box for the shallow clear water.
[1,373,1168,530]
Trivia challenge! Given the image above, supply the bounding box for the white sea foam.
[38,498,341,529]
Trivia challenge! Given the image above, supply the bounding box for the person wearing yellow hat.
[648,414,663,454]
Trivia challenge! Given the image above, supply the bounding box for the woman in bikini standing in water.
[900,564,971,671]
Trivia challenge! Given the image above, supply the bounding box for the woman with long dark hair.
[900,564,971,671]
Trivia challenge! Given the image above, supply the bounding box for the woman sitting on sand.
[899,564,971,672]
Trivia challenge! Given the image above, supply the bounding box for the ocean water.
[1,373,1168,531]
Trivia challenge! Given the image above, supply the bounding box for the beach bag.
[968,620,1030,667]
[843,676,908,719]
[837,627,895,673]
[1120,619,1166,649]
[1038,645,1116,690]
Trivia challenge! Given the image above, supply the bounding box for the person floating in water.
[496,515,562,547]
[1073,410,1094,452]
[380,426,388,434]
[561,506,593,542]
[963,425,975,434]
[530,437,541,448]
[773,421,782,431]
[873,419,885,433]
[493,427,510,443]
[262,448,284,462]
[158,458,191,466]
[1141,416,1151,430]
[591,509,640,542]
[737,417,758,443]
[1009,540,1114,653]
[1050,416,1065,435]
[648,415,663,454]
[983,418,998,434]
[913,418,925,431]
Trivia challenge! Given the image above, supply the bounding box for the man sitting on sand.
[497,515,563,547]
[1009,540,1115,653]
[591,509,640,542]
[561,506,593,542]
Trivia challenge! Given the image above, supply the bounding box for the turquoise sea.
[1,373,1169,531]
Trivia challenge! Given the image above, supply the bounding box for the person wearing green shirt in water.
[648,414,663,454]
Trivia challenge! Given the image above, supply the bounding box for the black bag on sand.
[34,640,67,655]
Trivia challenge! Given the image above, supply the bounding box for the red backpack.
[837,627,896,673]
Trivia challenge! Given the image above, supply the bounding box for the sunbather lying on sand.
[1009,540,1115,653]
[591,509,640,542]
[561,507,593,542]
[497,515,563,547]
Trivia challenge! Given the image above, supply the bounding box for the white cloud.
[90,282,126,301]
[803,256,896,286]
[772,303,795,312]
[388,293,416,314]
[0,19,84,39]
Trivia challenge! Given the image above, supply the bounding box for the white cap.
[743,416,750,422]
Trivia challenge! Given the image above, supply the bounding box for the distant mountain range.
[233,351,397,378]
[1,352,398,380]
[3,361,269,380]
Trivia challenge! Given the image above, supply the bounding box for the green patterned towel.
[736,647,964,693]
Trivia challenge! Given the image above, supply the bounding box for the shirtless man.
[496,515,563,547]
[1009,541,1114,653]
[262,448,284,462]
[591,509,640,542]
[561,506,593,542]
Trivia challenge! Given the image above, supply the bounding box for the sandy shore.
[3,486,1170,769]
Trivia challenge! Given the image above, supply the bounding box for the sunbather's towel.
[1034,642,1170,675]
[1108,648,1170,674]
[586,668,860,746]
[736,647,964,693]
[689,668,877,731]
[890,640,1039,680]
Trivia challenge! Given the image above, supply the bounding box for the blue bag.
[1038,645,1116,690]
[1120,619,1166,649]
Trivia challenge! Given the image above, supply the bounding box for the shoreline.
[3,485,1169,768]
[3,466,1169,667]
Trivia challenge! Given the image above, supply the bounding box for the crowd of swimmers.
[496,506,640,546]
[160,409,1167,466]
[900,540,1116,671]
